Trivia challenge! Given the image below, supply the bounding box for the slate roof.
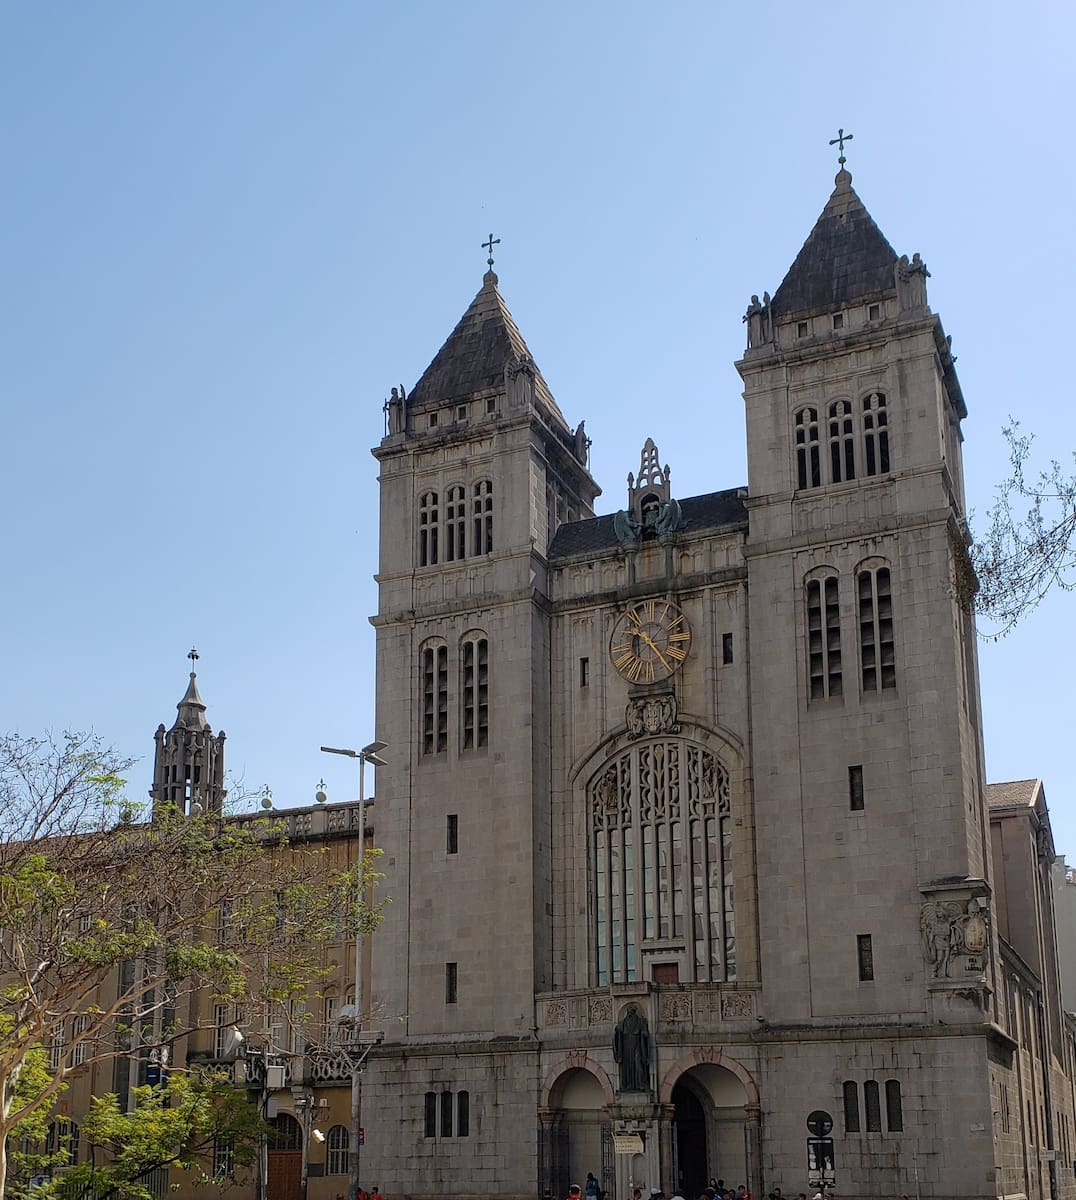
[771,169,899,320]
[408,270,569,430]
[548,487,748,561]
[985,779,1042,810]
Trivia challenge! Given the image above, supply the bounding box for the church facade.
[359,170,1076,1200]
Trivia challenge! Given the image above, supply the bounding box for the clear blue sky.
[4,3,1075,851]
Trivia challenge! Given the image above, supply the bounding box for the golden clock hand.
[637,630,672,674]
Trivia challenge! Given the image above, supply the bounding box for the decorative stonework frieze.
[920,898,991,979]
[626,694,680,740]
[720,991,755,1020]
[589,996,613,1024]
[546,1000,568,1026]
[660,993,692,1021]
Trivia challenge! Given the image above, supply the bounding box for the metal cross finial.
[829,127,854,166]
[482,233,500,270]
[188,646,199,667]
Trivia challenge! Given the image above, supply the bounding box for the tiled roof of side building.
[770,169,899,320]
[548,488,748,561]
[985,779,1043,810]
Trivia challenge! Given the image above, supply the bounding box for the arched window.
[446,485,466,562]
[423,1093,437,1138]
[843,1081,860,1133]
[591,741,734,986]
[885,1079,903,1132]
[419,491,439,567]
[858,565,896,691]
[794,407,821,489]
[457,1090,470,1137]
[461,635,489,750]
[828,400,856,483]
[440,1091,453,1138]
[326,1125,349,1174]
[864,1080,882,1132]
[421,643,448,755]
[806,574,842,699]
[473,480,493,555]
[271,1113,301,1151]
[862,392,889,476]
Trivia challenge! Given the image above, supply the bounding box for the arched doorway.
[671,1065,749,1193]
[268,1113,302,1200]
[544,1068,610,1200]
[673,1082,707,1199]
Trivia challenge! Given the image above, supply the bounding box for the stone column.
[538,1108,559,1200]
[744,1103,762,1199]
[657,1103,677,1192]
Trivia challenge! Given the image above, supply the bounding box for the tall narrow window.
[806,575,842,699]
[857,933,875,981]
[422,645,448,754]
[440,1091,453,1138]
[592,742,734,986]
[828,400,856,482]
[445,962,458,1004]
[457,1090,470,1137]
[50,1019,66,1070]
[862,392,890,476]
[423,1094,437,1139]
[848,765,865,811]
[885,1079,903,1132]
[473,480,493,554]
[446,814,458,854]
[794,407,821,489]
[461,636,489,750]
[71,1014,89,1066]
[864,1079,882,1131]
[858,567,895,692]
[213,1136,235,1178]
[419,491,440,566]
[843,1081,861,1133]
[445,485,466,561]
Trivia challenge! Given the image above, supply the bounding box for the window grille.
[794,407,821,489]
[807,576,842,699]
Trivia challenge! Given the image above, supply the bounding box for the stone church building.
[356,168,1075,1200]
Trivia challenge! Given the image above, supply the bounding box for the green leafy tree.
[46,1073,265,1200]
[973,421,1076,633]
[0,732,381,1200]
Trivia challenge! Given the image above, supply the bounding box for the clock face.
[609,599,692,683]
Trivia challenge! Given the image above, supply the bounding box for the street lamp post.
[320,740,388,1200]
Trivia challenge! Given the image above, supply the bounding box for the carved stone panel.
[720,991,755,1020]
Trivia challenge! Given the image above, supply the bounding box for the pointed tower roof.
[408,269,569,429]
[771,169,899,319]
[171,649,209,731]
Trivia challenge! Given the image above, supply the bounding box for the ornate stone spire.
[150,650,227,816]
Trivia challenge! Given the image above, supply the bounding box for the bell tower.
[737,162,989,1027]
[149,648,227,816]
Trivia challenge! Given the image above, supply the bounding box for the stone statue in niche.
[613,1003,652,1093]
[613,439,686,544]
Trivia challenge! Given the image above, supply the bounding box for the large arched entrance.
[670,1065,750,1194]
[543,1068,612,1200]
